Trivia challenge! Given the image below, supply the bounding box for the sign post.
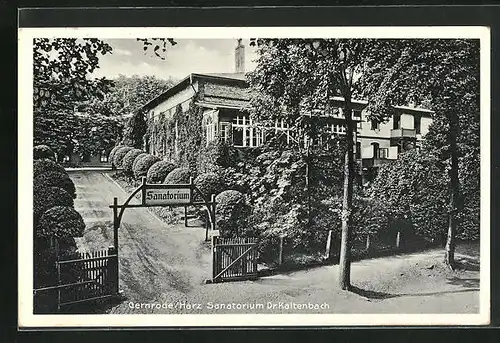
[109,177,217,293]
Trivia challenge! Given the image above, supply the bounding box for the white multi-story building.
[138,40,434,181]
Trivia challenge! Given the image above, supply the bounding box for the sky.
[91,38,259,81]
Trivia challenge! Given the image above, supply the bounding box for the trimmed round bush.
[37,206,85,239]
[113,146,133,168]
[34,185,74,224]
[164,167,191,184]
[108,145,124,163]
[33,159,67,178]
[34,170,76,198]
[133,154,160,179]
[132,152,149,172]
[34,145,56,161]
[215,190,249,237]
[146,160,177,184]
[122,148,144,175]
[194,172,225,200]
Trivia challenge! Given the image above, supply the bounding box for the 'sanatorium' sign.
[144,188,191,205]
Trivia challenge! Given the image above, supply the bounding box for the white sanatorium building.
[138,40,434,182]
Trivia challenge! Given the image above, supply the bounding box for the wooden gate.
[55,246,118,309]
[210,237,259,283]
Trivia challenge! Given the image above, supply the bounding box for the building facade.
[139,41,434,180]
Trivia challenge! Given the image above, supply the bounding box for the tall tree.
[33,38,114,156]
[81,74,176,117]
[137,38,177,60]
[33,38,113,111]
[249,39,404,289]
[360,39,480,269]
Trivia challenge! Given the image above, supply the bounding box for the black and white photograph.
[18,26,490,327]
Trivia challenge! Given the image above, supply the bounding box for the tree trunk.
[338,105,355,290]
[445,109,460,270]
[305,148,312,225]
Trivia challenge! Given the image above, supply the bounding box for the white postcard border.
[18,26,491,327]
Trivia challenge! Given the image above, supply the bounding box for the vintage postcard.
[18,26,490,327]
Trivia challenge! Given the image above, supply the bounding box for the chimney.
[235,39,245,74]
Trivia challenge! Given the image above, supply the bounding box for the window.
[379,148,388,159]
[100,150,108,162]
[414,116,421,134]
[63,155,70,162]
[233,127,244,146]
[330,123,346,135]
[151,125,156,155]
[205,117,216,145]
[220,122,231,143]
[393,114,401,129]
[371,142,380,159]
[174,120,179,153]
[371,119,380,130]
[232,115,263,147]
[274,118,292,144]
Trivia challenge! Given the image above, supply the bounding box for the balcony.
[360,147,398,168]
[391,128,416,138]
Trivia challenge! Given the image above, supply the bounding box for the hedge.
[108,145,124,163]
[133,154,160,179]
[113,146,134,168]
[146,160,177,184]
[34,145,56,161]
[34,170,76,198]
[164,167,191,184]
[193,172,225,200]
[122,148,144,175]
[215,190,249,237]
[33,185,74,224]
[37,206,85,239]
[33,159,67,178]
[132,152,149,172]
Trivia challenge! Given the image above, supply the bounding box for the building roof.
[139,72,248,112]
[201,72,247,81]
[393,104,434,115]
[139,72,435,116]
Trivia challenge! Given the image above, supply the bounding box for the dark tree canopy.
[33,38,113,111]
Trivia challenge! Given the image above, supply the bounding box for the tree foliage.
[85,74,175,117]
[248,38,398,288]
[132,153,149,172]
[361,39,480,267]
[34,170,76,199]
[137,38,177,60]
[33,159,67,177]
[37,206,85,239]
[72,114,124,159]
[133,154,160,179]
[193,173,226,200]
[367,150,449,241]
[146,160,177,184]
[33,145,56,161]
[122,148,144,176]
[122,111,147,149]
[215,190,250,238]
[33,186,74,225]
[33,38,118,158]
[109,145,124,163]
[164,167,191,184]
[33,38,113,111]
[113,146,134,168]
